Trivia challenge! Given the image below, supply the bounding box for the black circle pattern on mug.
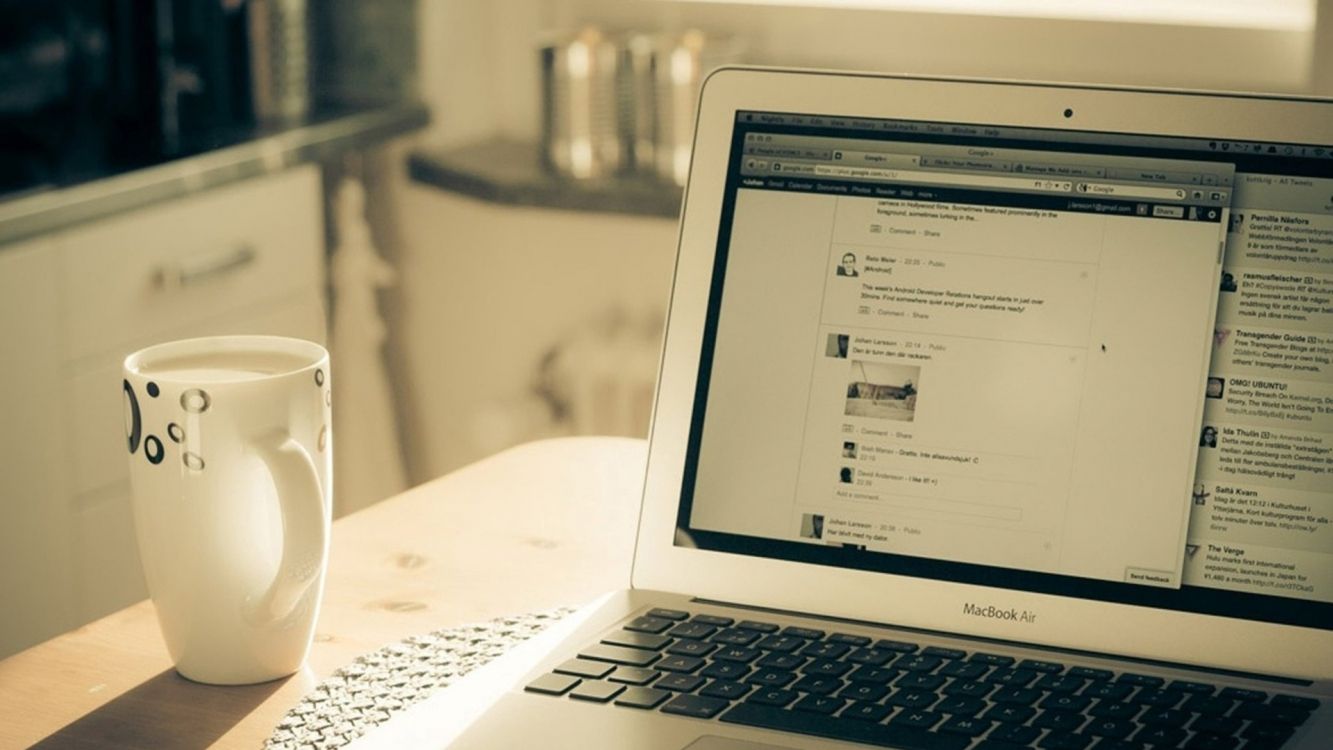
[145,435,164,464]
[325,389,332,407]
[167,422,185,443]
[147,381,160,398]
[315,368,324,386]
[123,380,141,454]
[181,388,211,413]
[318,425,328,452]
[183,452,205,471]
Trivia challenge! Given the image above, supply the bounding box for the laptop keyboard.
[524,608,1319,750]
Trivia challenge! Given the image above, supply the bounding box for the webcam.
[1063,108,1074,119]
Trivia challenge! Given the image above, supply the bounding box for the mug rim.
[123,335,328,385]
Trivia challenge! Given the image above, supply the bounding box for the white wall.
[395,0,1327,479]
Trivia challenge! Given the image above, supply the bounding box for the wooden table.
[0,437,647,749]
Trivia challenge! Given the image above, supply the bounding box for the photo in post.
[845,361,920,421]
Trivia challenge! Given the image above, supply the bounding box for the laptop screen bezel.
[631,66,1333,685]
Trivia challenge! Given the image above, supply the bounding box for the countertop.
[0,103,430,248]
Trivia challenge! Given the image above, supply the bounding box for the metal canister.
[650,30,745,186]
[540,27,624,179]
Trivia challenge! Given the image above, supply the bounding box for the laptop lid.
[633,67,1333,685]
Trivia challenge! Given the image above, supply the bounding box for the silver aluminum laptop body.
[354,68,1333,749]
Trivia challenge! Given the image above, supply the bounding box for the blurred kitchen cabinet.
[0,165,327,658]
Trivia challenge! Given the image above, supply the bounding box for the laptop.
[354,68,1333,749]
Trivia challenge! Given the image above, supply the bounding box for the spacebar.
[719,703,970,750]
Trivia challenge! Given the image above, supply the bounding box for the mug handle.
[246,430,329,625]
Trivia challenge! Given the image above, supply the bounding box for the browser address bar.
[810,163,1073,193]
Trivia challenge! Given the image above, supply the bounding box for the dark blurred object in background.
[310,0,417,109]
[0,0,252,197]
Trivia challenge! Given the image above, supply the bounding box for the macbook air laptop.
[355,68,1332,749]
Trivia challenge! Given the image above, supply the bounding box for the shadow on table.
[31,668,288,749]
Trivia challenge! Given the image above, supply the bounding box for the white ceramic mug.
[123,335,332,684]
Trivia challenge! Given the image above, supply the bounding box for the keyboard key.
[938,715,992,737]
[1169,679,1216,695]
[1068,666,1114,681]
[1116,673,1164,688]
[601,630,670,650]
[888,689,941,710]
[923,646,967,660]
[970,652,1016,667]
[1182,694,1233,716]
[1134,688,1183,708]
[802,641,852,659]
[747,668,798,687]
[700,679,752,700]
[711,628,761,646]
[1189,714,1242,735]
[1083,682,1134,701]
[1182,735,1239,750]
[666,639,717,657]
[1035,674,1087,693]
[721,702,969,750]
[1037,731,1093,750]
[898,655,943,672]
[1232,702,1310,725]
[803,658,854,678]
[524,672,580,695]
[843,700,894,722]
[792,675,844,695]
[1140,708,1189,728]
[656,673,704,692]
[1242,722,1296,745]
[889,709,945,730]
[991,687,1042,705]
[647,608,690,620]
[782,626,826,640]
[1219,687,1266,702]
[1089,699,1140,720]
[793,694,846,715]
[988,723,1042,745]
[569,679,625,702]
[828,632,872,646]
[624,615,673,634]
[756,652,806,670]
[942,679,994,699]
[756,634,806,653]
[896,673,947,690]
[1019,659,1064,673]
[848,666,898,684]
[1084,717,1136,739]
[614,686,670,709]
[668,622,716,640]
[1034,710,1087,732]
[875,639,920,653]
[1134,726,1186,747]
[578,643,660,667]
[736,619,779,633]
[1270,694,1320,711]
[713,646,760,663]
[692,614,734,627]
[847,647,897,666]
[607,666,659,685]
[1041,693,1092,712]
[939,661,989,680]
[746,687,799,707]
[981,704,1035,724]
[554,658,615,678]
[661,693,729,719]
[840,682,890,702]
[935,696,985,716]
[656,655,704,673]
[700,661,750,681]
[989,668,1039,686]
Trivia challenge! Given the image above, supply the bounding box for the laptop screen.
[676,109,1332,632]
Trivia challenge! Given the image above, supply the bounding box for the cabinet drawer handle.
[156,244,257,289]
